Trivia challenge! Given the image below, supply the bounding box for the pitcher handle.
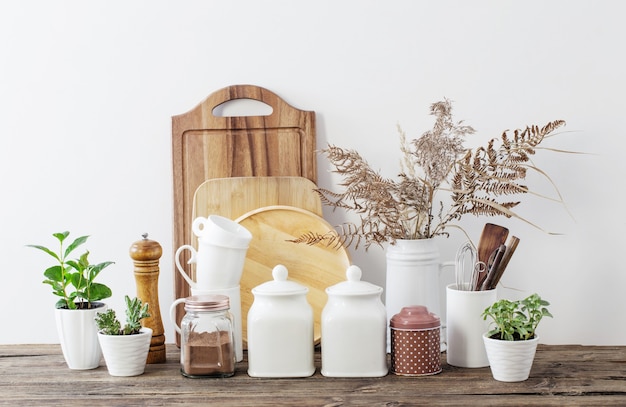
[169,297,187,334]
[175,245,198,289]
[440,261,455,274]
[438,260,456,351]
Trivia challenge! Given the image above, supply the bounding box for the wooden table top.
[1,344,625,406]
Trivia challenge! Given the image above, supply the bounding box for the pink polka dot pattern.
[390,327,441,376]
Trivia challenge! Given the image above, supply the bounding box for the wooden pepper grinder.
[130,233,166,363]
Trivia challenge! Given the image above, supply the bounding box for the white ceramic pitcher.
[385,239,454,353]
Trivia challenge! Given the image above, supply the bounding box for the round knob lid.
[129,233,162,261]
[325,265,382,295]
[390,305,440,329]
[252,264,308,295]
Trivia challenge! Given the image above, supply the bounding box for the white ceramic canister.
[321,265,388,377]
[247,265,315,378]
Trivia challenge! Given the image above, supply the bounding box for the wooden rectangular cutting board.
[172,85,317,343]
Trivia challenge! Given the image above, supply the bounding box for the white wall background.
[1,1,622,345]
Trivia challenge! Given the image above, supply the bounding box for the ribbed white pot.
[55,303,107,370]
[483,333,539,382]
[98,328,152,376]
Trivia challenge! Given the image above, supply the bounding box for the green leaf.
[43,265,63,282]
[64,235,89,259]
[69,272,86,289]
[76,251,90,269]
[52,231,70,243]
[88,283,112,302]
[65,259,81,271]
[89,261,114,279]
[26,245,60,261]
[42,279,64,292]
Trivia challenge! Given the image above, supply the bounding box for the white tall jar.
[247,265,315,378]
[321,265,388,377]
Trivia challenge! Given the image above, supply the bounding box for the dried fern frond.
[435,119,567,235]
[293,100,569,250]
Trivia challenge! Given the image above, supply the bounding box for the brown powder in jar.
[182,330,234,377]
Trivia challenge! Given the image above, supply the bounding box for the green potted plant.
[28,231,114,370]
[95,295,152,376]
[481,293,553,382]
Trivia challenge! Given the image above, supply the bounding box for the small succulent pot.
[482,333,539,382]
[98,327,153,376]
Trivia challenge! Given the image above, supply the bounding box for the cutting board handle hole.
[212,99,273,117]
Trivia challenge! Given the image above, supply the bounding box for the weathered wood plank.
[1,344,625,406]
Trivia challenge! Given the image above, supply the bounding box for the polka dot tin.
[390,305,442,376]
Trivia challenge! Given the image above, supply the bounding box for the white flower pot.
[55,303,107,370]
[483,333,539,382]
[98,328,153,376]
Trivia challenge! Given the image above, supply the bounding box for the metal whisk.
[455,241,486,291]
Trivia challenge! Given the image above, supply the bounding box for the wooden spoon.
[488,236,520,289]
[480,244,506,291]
[475,223,509,289]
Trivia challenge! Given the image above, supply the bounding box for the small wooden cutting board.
[193,176,322,221]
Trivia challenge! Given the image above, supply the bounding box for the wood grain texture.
[193,176,322,221]
[475,223,509,289]
[489,235,520,289]
[129,237,166,364]
[172,85,317,343]
[2,344,625,406]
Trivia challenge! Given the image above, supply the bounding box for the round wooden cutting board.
[235,205,352,348]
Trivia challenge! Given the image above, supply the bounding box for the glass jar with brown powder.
[179,295,235,378]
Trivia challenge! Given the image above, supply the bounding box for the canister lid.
[251,264,308,295]
[390,305,440,329]
[184,294,230,312]
[325,265,383,295]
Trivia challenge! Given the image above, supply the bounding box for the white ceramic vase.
[483,333,539,382]
[54,303,107,370]
[385,238,450,352]
[98,327,153,376]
